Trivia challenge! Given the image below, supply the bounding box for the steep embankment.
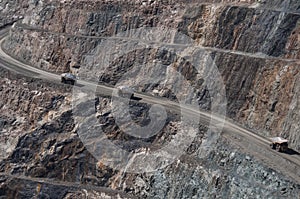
[0,93,299,198]
[0,67,71,159]
[0,0,300,198]
[0,0,27,27]
[0,67,298,197]
[0,67,133,198]
[4,0,300,150]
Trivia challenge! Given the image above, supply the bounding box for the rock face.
[0,175,130,199]
[0,69,298,198]
[0,0,300,198]
[0,67,71,159]
[0,0,27,27]
[4,0,300,150]
[0,68,132,198]
[143,139,300,199]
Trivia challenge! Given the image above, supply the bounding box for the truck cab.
[117,85,135,98]
[61,73,77,85]
[270,137,288,152]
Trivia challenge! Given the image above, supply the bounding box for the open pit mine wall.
[3,0,300,150]
[0,0,28,27]
[0,1,299,198]
[0,68,134,198]
[0,68,299,198]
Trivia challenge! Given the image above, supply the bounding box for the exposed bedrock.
[1,1,300,198]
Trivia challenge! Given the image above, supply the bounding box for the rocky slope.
[0,67,133,198]
[0,0,27,28]
[4,0,300,150]
[0,175,131,199]
[0,71,298,198]
[0,0,300,198]
[0,67,71,159]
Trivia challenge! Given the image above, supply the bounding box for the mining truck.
[117,85,135,98]
[61,73,77,85]
[270,137,288,152]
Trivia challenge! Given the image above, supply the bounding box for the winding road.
[0,26,300,185]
